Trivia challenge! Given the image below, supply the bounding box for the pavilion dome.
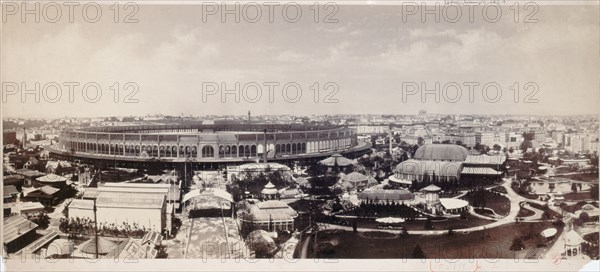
[413,144,469,161]
[564,230,584,246]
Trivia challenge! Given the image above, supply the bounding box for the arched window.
[292,143,297,154]
[202,145,214,158]
[238,145,244,157]
[301,143,306,153]
[251,145,257,156]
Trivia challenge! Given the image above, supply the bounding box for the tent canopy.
[319,154,356,167]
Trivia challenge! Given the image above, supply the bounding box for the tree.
[590,184,599,199]
[520,140,533,154]
[579,212,590,223]
[493,144,502,152]
[571,183,578,193]
[510,237,525,251]
[412,244,426,258]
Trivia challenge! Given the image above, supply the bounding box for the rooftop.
[96,192,165,209]
[69,199,94,210]
[414,144,469,161]
[464,154,507,165]
[3,215,38,244]
[3,185,19,198]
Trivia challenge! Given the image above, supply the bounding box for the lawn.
[527,202,562,220]
[309,221,564,259]
[517,205,536,217]
[511,184,539,200]
[462,190,511,216]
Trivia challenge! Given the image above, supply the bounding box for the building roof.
[98,186,168,194]
[343,172,369,184]
[39,185,60,195]
[99,182,179,202]
[3,185,19,198]
[395,159,462,178]
[69,199,95,210]
[37,174,67,183]
[246,200,298,223]
[440,198,469,210]
[4,175,24,185]
[101,182,172,189]
[413,144,469,161]
[82,188,99,199]
[22,231,60,254]
[239,162,291,172]
[80,237,119,255]
[23,186,59,197]
[118,240,157,259]
[28,157,39,165]
[96,192,165,209]
[14,169,45,178]
[388,175,412,185]
[564,230,584,246]
[460,167,503,175]
[256,200,291,210]
[358,189,414,202]
[464,155,506,165]
[16,202,45,213]
[3,215,38,244]
[420,184,442,192]
[319,154,356,167]
[141,231,163,246]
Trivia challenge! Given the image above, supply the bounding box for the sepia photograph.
[1,1,599,271]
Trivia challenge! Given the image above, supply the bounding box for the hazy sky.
[2,3,599,118]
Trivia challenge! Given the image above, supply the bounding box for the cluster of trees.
[28,212,50,230]
[464,188,490,209]
[59,217,147,238]
[342,201,421,219]
[229,170,291,200]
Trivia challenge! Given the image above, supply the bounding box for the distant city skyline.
[2,4,599,118]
